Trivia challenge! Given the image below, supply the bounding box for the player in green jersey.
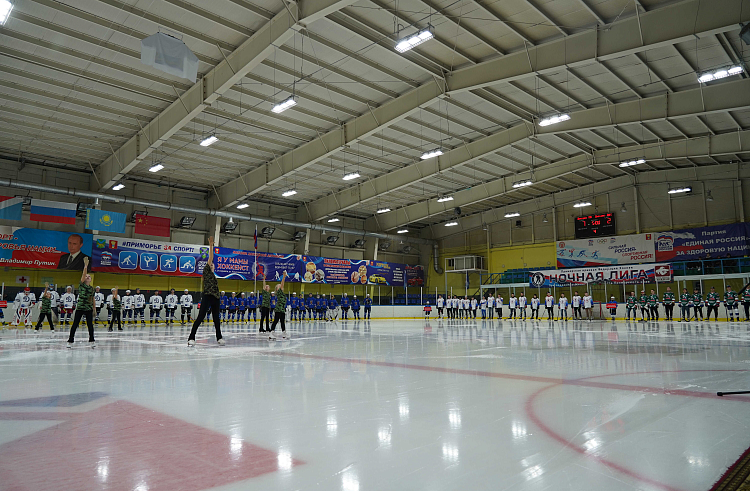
[706,287,720,321]
[724,286,739,322]
[691,288,704,321]
[625,291,638,321]
[639,290,650,321]
[662,287,675,321]
[679,288,691,322]
[742,288,750,322]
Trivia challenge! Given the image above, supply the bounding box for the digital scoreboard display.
[574,213,616,239]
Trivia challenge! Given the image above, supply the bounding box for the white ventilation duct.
[141,33,199,83]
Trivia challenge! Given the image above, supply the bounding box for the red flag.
[134,214,171,237]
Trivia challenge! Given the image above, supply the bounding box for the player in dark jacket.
[352,296,361,319]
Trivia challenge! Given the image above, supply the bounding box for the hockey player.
[304,293,313,320]
[149,291,163,324]
[60,286,76,326]
[327,294,338,321]
[35,283,54,332]
[639,290,650,321]
[558,293,569,321]
[679,288,691,322]
[133,288,146,326]
[582,292,593,321]
[625,291,638,321]
[495,294,503,319]
[725,285,739,322]
[743,287,750,322]
[453,295,460,319]
[13,287,36,327]
[470,296,478,319]
[486,293,494,319]
[220,292,228,321]
[122,290,134,325]
[437,295,445,319]
[544,292,554,320]
[49,287,60,322]
[692,288,704,322]
[315,294,325,320]
[180,289,193,324]
[662,287,675,321]
[608,296,617,320]
[106,288,116,323]
[165,289,178,325]
[341,293,350,320]
[352,295,361,319]
[227,292,237,322]
[648,289,659,321]
[270,291,277,312]
[289,292,297,321]
[108,288,122,332]
[238,293,247,322]
[508,293,518,319]
[706,287,720,321]
[572,291,582,319]
[248,291,257,322]
[480,296,487,319]
[518,292,528,320]
[364,294,372,319]
[530,294,540,320]
[94,286,105,324]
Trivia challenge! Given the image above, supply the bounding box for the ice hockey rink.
[1,318,749,491]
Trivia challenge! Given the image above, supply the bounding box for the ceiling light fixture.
[236,203,249,209]
[512,180,533,188]
[148,163,164,173]
[0,0,13,25]
[112,182,125,191]
[538,113,570,127]
[504,212,520,218]
[397,228,409,234]
[342,172,360,181]
[444,221,458,227]
[395,28,433,53]
[376,208,391,214]
[420,149,443,160]
[437,195,453,203]
[667,186,692,194]
[199,134,218,147]
[272,96,297,113]
[573,201,592,208]
[328,218,340,223]
[698,66,743,83]
[282,189,297,197]
[619,158,646,168]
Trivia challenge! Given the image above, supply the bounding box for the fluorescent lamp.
[342,172,360,181]
[236,203,249,209]
[504,212,520,218]
[0,0,12,25]
[619,158,646,168]
[148,163,164,173]
[437,196,453,203]
[698,66,742,83]
[395,28,433,53]
[667,187,691,194]
[445,221,458,227]
[421,149,443,160]
[573,201,591,208]
[272,96,296,114]
[512,180,532,188]
[377,208,391,214]
[328,218,340,223]
[282,189,297,197]
[200,135,218,147]
[538,113,570,127]
[112,183,125,191]
[397,228,409,234]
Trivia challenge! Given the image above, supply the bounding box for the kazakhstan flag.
[85,208,126,233]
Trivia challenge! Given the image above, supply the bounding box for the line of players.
[431,285,750,322]
[211,291,374,322]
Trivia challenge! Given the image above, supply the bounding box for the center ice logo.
[656,235,674,252]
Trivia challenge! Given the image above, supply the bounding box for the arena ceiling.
[0,0,748,237]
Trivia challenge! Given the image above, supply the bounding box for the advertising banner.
[91,236,209,277]
[0,227,93,270]
[213,248,300,281]
[529,263,673,288]
[556,233,655,268]
[654,223,750,262]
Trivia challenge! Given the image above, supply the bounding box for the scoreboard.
[574,213,616,239]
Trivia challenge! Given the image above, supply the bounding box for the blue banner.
[655,223,750,262]
[213,248,300,281]
[85,209,127,234]
[0,226,92,270]
[92,235,209,277]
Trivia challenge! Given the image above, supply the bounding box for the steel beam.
[306,78,750,221]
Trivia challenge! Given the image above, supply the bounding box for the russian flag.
[30,199,77,225]
[0,196,22,221]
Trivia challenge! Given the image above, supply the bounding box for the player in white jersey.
[149,291,163,324]
[518,293,527,320]
[462,296,470,319]
[106,288,116,322]
[60,286,76,325]
[582,292,594,321]
[133,288,146,325]
[508,293,517,319]
[180,289,193,325]
[451,296,458,319]
[49,288,60,321]
[165,289,178,325]
[558,293,569,321]
[13,287,36,326]
[94,286,105,324]
[122,290,134,325]
[544,292,555,320]
[436,295,445,319]
[496,294,503,318]
[530,294,540,319]
[486,294,495,319]
[470,297,478,318]
[480,296,487,318]
[572,291,582,319]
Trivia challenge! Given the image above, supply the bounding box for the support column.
[736,179,745,222]
[552,206,557,242]
[370,237,379,298]
[633,185,641,234]
[701,182,708,226]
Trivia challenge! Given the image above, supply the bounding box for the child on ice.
[424,301,432,318]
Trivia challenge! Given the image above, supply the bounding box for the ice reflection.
[342,471,359,491]
[327,413,338,437]
[96,457,109,483]
[511,420,527,439]
[524,464,543,480]
[277,449,292,470]
[448,408,461,429]
[230,436,243,460]
[399,401,409,422]
[442,444,459,463]
[378,425,392,446]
